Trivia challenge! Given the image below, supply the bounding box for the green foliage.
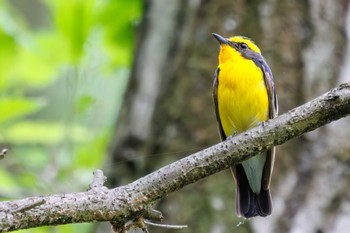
[0,0,142,232]
[48,0,95,62]
[97,0,142,67]
[0,98,41,124]
[76,94,95,114]
[0,168,21,197]
[4,121,89,144]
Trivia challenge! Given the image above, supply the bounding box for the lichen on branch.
[1,83,350,232]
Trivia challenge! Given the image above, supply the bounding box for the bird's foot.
[258,121,266,127]
[226,133,238,141]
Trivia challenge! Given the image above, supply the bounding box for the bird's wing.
[247,51,278,118]
[212,68,227,140]
[260,60,278,190]
[262,64,278,118]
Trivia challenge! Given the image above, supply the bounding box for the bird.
[212,33,278,218]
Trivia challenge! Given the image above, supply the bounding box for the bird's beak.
[212,33,229,45]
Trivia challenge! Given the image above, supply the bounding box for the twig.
[89,169,107,190]
[144,220,188,229]
[0,148,8,160]
[12,199,46,213]
[144,208,163,222]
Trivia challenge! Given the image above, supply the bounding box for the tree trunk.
[100,0,350,232]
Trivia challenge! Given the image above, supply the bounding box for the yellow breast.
[218,57,269,136]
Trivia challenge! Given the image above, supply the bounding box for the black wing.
[212,68,227,140]
[258,57,278,190]
[262,63,278,118]
[249,52,278,118]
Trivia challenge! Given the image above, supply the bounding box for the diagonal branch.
[1,83,350,232]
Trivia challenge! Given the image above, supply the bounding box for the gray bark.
[1,83,350,232]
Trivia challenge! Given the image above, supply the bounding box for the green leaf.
[0,28,17,88]
[74,131,109,168]
[97,0,142,67]
[13,226,50,233]
[8,42,60,88]
[0,169,21,197]
[58,223,93,233]
[47,0,95,63]
[76,94,95,114]
[0,98,42,124]
[4,121,90,145]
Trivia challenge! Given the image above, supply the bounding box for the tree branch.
[1,83,350,232]
[0,149,8,160]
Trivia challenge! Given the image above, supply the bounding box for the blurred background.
[1,0,350,233]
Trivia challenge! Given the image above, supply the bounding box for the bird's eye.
[240,43,248,49]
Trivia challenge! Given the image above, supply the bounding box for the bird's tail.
[231,165,272,218]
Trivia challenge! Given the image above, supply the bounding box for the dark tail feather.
[231,165,272,218]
